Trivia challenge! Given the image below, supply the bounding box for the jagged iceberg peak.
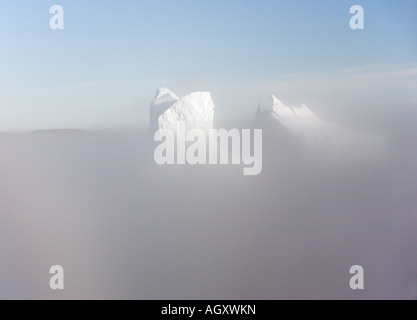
[271,95,321,121]
[157,90,215,133]
[271,95,296,118]
[256,94,386,160]
[258,95,317,120]
[149,88,180,134]
[292,104,315,118]
[266,95,325,137]
[153,88,180,108]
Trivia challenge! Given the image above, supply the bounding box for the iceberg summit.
[149,88,385,173]
[256,94,386,160]
[149,88,180,134]
[150,88,263,176]
[150,88,214,135]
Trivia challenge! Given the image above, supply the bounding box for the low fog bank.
[0,124,415,299]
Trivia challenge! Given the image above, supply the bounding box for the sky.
[0,0,416,132]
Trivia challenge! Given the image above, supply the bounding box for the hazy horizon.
[0,0,416,300]
[0,1,416,132]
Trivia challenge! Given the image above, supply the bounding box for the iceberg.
[256,94,386,159]
[158,91,215,134]
[149,88,180,134]
[149,88,215,135]
[268,95,326,138]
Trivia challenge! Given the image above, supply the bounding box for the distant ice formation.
[256,95,386,160]
[149,89,385,160]
[149,88,215,134]
[269,95,326,138]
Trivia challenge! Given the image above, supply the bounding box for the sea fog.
[0,115,416,299]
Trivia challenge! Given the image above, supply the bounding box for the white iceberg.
[149,88,180,134]
[149,88,215,134]
[258,94,386,159]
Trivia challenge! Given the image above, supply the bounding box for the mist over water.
[0,112,415,299]
[1,0,416,300]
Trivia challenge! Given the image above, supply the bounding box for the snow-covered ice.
[149,88,180,134]
[150,88,215,134]
[257,94,386,160]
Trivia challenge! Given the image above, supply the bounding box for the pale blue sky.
[0,0,416,131]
